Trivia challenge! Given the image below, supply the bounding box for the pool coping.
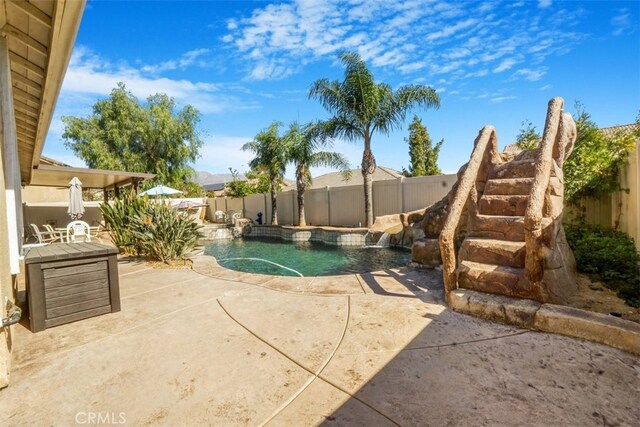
[201,223,377,246]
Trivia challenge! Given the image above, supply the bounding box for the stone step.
[483,177,562,197]
[457,260,533,299]
[459,238,526,268]
[489,159,557,180]
[478,195,529,216]
[470,215,525,241]
[470,215,553,242]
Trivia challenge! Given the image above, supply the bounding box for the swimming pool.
[204,237,410,277]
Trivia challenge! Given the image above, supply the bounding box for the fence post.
[398,176,404,213]
[326,186,331,226]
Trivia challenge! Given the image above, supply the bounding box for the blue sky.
[43,0,640,178]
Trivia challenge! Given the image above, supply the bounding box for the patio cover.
[2,0,86,184]
[29,164,155,189]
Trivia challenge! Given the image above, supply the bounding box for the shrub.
[130,201,203,263]
[99,192,148,254]
[565,223,640,307]
[564,104,638,205]
[101,194,203,262]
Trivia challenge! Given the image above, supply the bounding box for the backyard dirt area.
[568,273,640,324]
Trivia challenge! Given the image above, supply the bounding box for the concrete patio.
[1,256,639,426]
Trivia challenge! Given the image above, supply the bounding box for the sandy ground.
[568,274,640,324]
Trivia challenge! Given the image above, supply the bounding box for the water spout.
[366,232,391,248]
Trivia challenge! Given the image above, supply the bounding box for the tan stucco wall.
[0,128,13,389]
[22,186,68,203]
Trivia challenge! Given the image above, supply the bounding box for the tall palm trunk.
[297,177,307,226]
[361,133,376,227]
[270,174,278,225]
[297,192,306,226]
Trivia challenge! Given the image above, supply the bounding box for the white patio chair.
[29,224,58,244]
[226,210,237,225]
[43,224,64,243]
[230,211,241,225]
[66,220,91,243]
[89,224,104,243]
[215,210,226,223]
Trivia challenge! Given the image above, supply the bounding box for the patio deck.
[1,256,638,425]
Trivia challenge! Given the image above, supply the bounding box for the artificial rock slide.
[411,98,578,304]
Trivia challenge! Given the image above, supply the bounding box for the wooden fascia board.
[28,0,85,183]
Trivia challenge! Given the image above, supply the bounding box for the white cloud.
[443,47,472,60]
[611,9,633,36]
[494,58,518,73]
[490,95,517,104]
[512,67,547,81]
[222,0,591,92]
[398,61,426,74]
[196,135,255,173]
[141,48,211,74]
[465,69,489,78]
[61,46,257,114]
[539,84,553,91]
[538,0,552,8]
[426,19,478,42]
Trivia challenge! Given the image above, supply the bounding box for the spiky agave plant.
[99,192,148,254]
[130,201,203,263]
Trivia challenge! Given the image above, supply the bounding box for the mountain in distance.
[194,171,245,186]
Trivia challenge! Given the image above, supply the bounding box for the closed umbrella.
[68,177,85,220]
[138,185,183,197]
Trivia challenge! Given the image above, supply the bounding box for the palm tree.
[309,51,441,226]
[285,121,351,227]
[242,122,288,225]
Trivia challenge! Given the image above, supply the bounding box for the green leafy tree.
[244,169,272,194]
[285,121,351,226]
[309,51,440,226]
[62,83,203,189]
[223,168,270,198]
[515,119,541,150]
[224,168,253,198]
[242,122,288,225]
[565,103,638,228]
[403,115,443,176]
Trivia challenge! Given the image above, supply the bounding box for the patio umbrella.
[138,184,183,197]
[67,177,85,219]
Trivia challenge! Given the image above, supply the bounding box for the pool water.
[204,237,411,277]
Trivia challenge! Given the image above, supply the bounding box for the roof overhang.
[1,0,85,184]
[30,164,155,189]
